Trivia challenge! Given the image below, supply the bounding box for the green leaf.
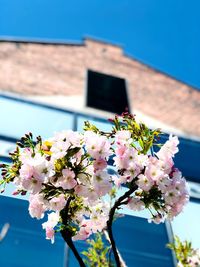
[65,147,81,158]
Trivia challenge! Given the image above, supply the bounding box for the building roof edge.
[0,35,199,91]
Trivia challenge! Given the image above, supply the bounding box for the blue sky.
[0,0,200,89]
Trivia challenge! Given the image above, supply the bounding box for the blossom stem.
[60,197,86,267]
[107,184,138,267]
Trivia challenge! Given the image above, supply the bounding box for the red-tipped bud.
[12,191,19,196]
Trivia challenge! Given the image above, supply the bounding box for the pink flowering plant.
[0,112,189,267]
[168,236,200,267]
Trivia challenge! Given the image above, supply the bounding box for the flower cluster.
[186,251,200,267]
[168,236,200,267]
[179,251,200,267]
[113,131,189,223]
[0,113,189,244]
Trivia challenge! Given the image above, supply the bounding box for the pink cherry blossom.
[157,134,179,159]
[93,171,112,197]
[145,162,164,182]
[59,169,77,190]
[22,177,42,194]
[115,144,127,157]
[19,147,33,162]
[84,131,111,159]
[72,224,92,241]
[93,158,107,171]
[127,197,145,211]
[45,227,55,244]
[148,214,165,224]
[136,174,154,192]
[42,212,60,243]
[28,194,46,219]
[19,164,34,180]
[115,130,132,146]
[49,194,66,211]
[74,184,88,197]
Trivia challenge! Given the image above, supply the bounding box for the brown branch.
[60,197,86,267]
[103,230,127,267]
[107,184,138,267]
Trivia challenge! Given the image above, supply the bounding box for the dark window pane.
[86,70,130,114]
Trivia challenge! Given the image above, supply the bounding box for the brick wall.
[0,38,199,137]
